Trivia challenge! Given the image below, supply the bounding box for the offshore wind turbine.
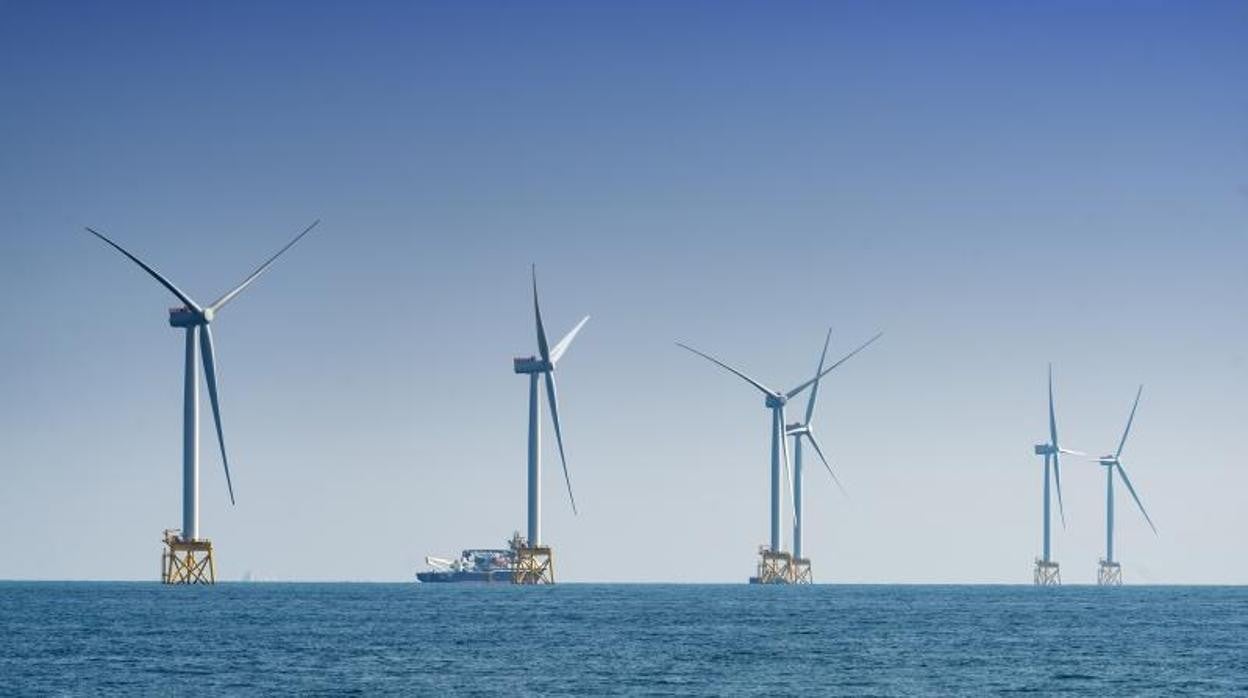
[785,328,854,583]
[677,331,882,583]
[1092,385,1157,586]
[511,266,588,584]
[1032,364,1081,586]
[86,221,318,584]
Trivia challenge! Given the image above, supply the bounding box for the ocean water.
[1,583,1246,695]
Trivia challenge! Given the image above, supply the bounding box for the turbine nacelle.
[513,356,554,374]
[765,393,787,409]
[1098,456,1119,467]
[1035,443,1084,457]
[785,422,808,436]
[168,306,211,327]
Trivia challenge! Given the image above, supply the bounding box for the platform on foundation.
[161,529,215,584]
[1033,559,1060,586]
[749,548,792,584]
[512,545,555,584]
[1097,559,1122,586]
[790,557,812,584]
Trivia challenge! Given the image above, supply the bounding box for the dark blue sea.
[2,583,1245,695]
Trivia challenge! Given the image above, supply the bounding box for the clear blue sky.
[1,1,1245,582]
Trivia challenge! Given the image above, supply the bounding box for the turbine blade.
[1048,364,1059,452]
[85,227,201,312]
[805,430,847,496]
[675,343,774,396]
[1059,448,1086,456]
[1053,449,1067,529]
[804,328,833,425]
[544,373,578,515]
[786,331,882,399]
[209,220,319,312]
[1116,462,1157,534]
[1115,385,1144,459]
[549,316,589,364]
[781,415,795,529]
[1046,364,1066,527]
[199,325,236,505]
[532,265,552,363]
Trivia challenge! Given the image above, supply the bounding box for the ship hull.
[416,570,513,583]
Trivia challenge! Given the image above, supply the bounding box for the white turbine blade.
[1047,364,1067,528]
[1058,448,1086,456]
[786,331,882,399]
[781,416,795,528]
[675,343,775,397]
[805,430,847,496]
[1048,364,1059,452]
[199,325,236,506]
[1053,450,1067,529]
[804,328,833,425]
[549,316,589,364]
[209,220,319,313]
[544,373,578,515]
[532,265,552,363]
[85,227,201,312]
[1115,385,1144,460]
[1116,462,1157,534]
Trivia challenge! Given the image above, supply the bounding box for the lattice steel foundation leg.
[512,546,555,584]
[1033,559,1060,586]
[751,548,793,584]
[162,530,215,585]
[1097,560,1122,586]
[790,557,812,584]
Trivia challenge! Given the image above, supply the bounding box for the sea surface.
[1,583,1246,695]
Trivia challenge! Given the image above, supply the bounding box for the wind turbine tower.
[678,331,881,584]
[1032,364,1080,586]
[86,221,319,584]
[511,266,588,584]
[786,328,859,584]
[1093,385,1157,586]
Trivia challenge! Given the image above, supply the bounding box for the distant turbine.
[785,328,851,562]
[513,266,589,548]
[677,332,882,557]
[86,221,319,544]
[1093,385,1157,585]
[1033,364,1082,585]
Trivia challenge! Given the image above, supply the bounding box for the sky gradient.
[1,1,1246,582]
